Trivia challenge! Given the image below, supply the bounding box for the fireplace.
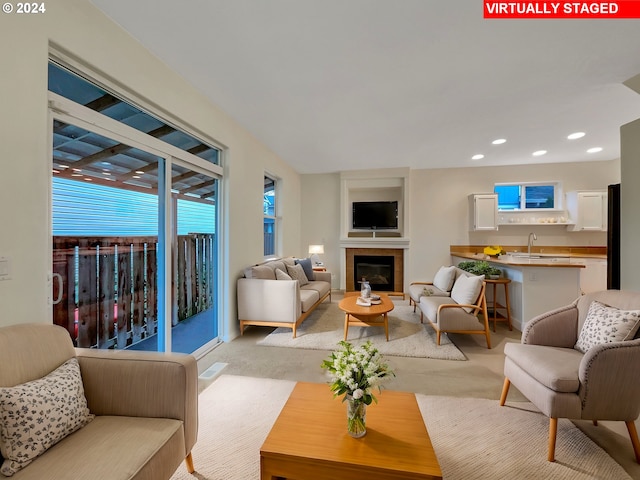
[354,255,394,291]
[345,248,404,294]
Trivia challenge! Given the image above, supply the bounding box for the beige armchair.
[500,290,640,463]
[0,323,198,479]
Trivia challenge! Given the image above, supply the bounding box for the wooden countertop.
[451,252,586,268]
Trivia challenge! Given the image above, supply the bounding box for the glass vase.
[346,395,367,438]
[360,279,371,299]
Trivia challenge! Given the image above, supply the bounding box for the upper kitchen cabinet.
[566,190,608,231]
[469,193,498,231]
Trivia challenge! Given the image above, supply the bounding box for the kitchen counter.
[451,251,586,268]
[450,247,601,331]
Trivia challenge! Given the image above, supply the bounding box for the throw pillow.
[295,258,315,281]
[286,263,309,286]
[433,266,457,292]
[0,358,94,476]
[251,265,276,280]
[450,274,484,313]
[574,300,640,353]
[275,268,292,281]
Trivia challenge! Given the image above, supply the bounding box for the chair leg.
[626,420,640,464]
[499,378,510,406]
[593,420,598,426]
[548,418,558,462]
[185,452,195,473]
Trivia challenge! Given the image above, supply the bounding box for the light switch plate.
[0,257,11,281]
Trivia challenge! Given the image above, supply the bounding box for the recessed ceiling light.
[532,150,547,157]
[567,132,585,140]
[587,147,603,153]
[84,177,93,181]
[471,154,484,160]
[135,170,145,174]
[492,138,506,145]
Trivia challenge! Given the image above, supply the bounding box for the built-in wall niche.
[340,171,409,239]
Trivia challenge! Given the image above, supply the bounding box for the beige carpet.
[257,300,467,361]
[171,375,631,480]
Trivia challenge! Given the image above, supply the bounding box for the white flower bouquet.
[321,340,395,406]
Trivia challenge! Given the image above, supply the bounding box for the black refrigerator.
[607,183,620,290]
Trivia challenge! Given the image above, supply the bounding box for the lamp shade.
[308,244,324,255]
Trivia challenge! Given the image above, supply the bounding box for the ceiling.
[90,0,640,174]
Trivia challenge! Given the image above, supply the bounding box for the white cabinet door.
[566,191,607,231]
[469,194,498,231]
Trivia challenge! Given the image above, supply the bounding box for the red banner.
[484,1,640,18]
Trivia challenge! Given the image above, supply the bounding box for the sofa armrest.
[522,303,579,347]
[237,277,301,323]
[313,271,331,283]
[76,349,198,455]
[579,338,640,420]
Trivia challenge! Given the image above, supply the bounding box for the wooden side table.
[485,278,513,332]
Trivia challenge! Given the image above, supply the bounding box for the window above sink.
[495,181,562,211]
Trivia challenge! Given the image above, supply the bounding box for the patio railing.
[52,234,214,349]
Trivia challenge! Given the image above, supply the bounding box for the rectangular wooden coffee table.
[260,382,442,480]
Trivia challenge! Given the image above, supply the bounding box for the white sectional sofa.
[237,257,332,338]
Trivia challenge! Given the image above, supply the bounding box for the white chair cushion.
[433,266,457,292]
[574,300,640,353]
[450,274,484,313]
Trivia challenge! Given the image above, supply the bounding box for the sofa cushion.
[505,343,582,393]
[0,358,94,476]
[275,268,292,280]
[574,300,640,353]
[450,274,484,313]
[295,257,315,281]
[433,266,457,292]
[409,283,449,304]
[251,265,276,280]
[301,281,330,299]
[286,263,309,286]
[420,296,485,331]
[300,289,320,312]
[8,416,184,480]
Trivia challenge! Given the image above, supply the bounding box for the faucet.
[528,232,537,257]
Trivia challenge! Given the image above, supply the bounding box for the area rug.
[170,375,631,480]
[257,300,467,360]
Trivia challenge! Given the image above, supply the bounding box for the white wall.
[301,159,620,290]
[0,0,301,340]
[620,118,640,290]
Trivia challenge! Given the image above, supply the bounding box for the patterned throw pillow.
[574,300,640,353]
[0,358,94,476]
[286,263,309,286]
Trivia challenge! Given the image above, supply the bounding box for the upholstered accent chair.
[418,273,491,349]
[500,290,640,463]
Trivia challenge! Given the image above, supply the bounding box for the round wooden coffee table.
[339,293,395,341]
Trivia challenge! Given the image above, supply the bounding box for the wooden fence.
[52,234,215,349]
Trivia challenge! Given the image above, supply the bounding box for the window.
[494,183,560,210]
[264,175,277,257]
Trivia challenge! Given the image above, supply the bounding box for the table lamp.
[308,244,324,265]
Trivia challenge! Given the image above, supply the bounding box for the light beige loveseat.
[237,257,331,337]
[0,323,198,480]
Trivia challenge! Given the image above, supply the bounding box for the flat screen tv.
[352,201,398,230]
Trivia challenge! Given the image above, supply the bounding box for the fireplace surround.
[345,248,404,295]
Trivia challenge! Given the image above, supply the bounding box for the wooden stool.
[485,278,513,332]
